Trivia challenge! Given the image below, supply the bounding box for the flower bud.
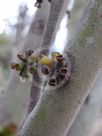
[11,63,16,69]
[17,51,26,61]
[34,0,43,8]
[39,56,52,65]
[34,2,41,8]
[56,55,65,63]
[29,67,36,74]
[28,55,37,65]
[11,63,23,71]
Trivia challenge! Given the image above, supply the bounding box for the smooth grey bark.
[0,1,50,125]
[66,0,102,135]
[18,0,102,136]
[67,68,102,136]
[40,0,70,47]
[65,1,92,136]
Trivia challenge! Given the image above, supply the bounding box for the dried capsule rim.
[59,68,68,76]
[49,77,57,86]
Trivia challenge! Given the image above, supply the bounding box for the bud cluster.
[11,49,70,86]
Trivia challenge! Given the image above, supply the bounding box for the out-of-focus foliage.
[0,33,13,92]
[0,122,18,136]
[0,3,29,92]
[0,33,12,45]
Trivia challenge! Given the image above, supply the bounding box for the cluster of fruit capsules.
[39,52,70,86]
[11,49,37,83]
[47,53,69,86]
[11,50,69,86]
[11,49,53,83]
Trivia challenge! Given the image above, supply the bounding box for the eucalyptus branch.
[18,0,102,136]
[40,0,70,47]
[26,0,70,114]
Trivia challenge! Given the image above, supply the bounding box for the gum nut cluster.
[11,49,69,86]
